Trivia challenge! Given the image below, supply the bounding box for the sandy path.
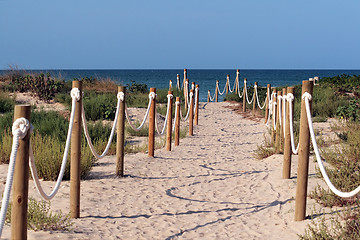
[0,102,326,239]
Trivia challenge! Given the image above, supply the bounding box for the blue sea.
[1,69,360,102]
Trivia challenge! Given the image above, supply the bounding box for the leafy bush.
[126,80,148,94]
[83,91,117,121]
[6,198,73,231]
[0,92,15,113]
[11,73,64,102]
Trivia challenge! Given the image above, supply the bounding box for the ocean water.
[1,69,360,102]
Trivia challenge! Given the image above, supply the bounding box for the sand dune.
[0,102,328,239]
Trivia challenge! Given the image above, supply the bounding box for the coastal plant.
[82,91,117,121]
[126,80,148,94]
[11,73,64,102]
[6,198,73,231]
[0,92,15,113]
[125,121,149,137]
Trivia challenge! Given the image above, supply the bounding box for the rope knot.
[117,92,125,101]
[302,92,312,101]
[167,94,173,99]
[175,101,180,105]
[189,92,194,98]
[149,92,157,100]
[70,88,81,101]
[12,117,30,139]
[254,85,257,89]
[287,93,294,101]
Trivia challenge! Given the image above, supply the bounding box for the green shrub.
[126,80,148,94]
[0,92,15,113]
[6,198,73,231]
[82,91,117,121]
[11,73,64,102]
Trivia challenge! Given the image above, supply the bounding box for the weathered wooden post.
[166,91,173,151]
[70,80,82,219]
[185,79,189,109]
[207,90,210,102]
[148,88,156,157]
[226,74,230,95]
[215,80,219,102]
[265,84,271,123]
[195,85,199,125]
[235,69,240,94]
[175,97,181,146]
[183,69,187,89]
[243,78,247,112]
[189,89,194,136]
[275,91,282,153]
[295,80,314,221]
[116,86,126,177]
[271,89,277,144]
[253,82,257,115]
[11,105,31,240]
[169,80,172,90]
[283,87,295,179]
[177,74,180,89]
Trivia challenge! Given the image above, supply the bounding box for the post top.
[150,88,156,92]
[118,86,125,91]
[168,90,173,94]
[196,84,199,87]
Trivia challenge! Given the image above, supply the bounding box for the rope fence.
[0,73,201,238]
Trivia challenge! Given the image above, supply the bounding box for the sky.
[0,0,359,70]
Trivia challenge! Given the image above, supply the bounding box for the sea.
[1,69,360,102]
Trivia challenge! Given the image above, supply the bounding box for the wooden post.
[183,69,187,87]
[243,78,247,112]
[275,91,282,152]
[215,81,219,102]
[195,85,199,125]
[70,80,82,219]
[271,89,277,144]
[116,86,125,177]
[295,80,314,221]
[175,97,180,146]
[207,90,210,102]
[177,74,180,89]
[11,105,31,240]
[283,87,295,179]
[166,91,173,151]
[191,82,195,91]
[148,88,156,157]
[280,88,287,152]
[236,69,240,94]
[253,82,257,115]
[265,84,271,123]
[226,75,229,95]
[189,89,194,136]
[169,80,172,90]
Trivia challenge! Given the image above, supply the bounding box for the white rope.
[238,86,244,98]
[0,118,31,237]
[82,92,121,159]
[125,92,154,131]
[244,81,255,104]
[283,93,286,137]
[218,81,227,96]
[254,85,267,109]
[29,89,79,201]
[180,93,192,121]
[155,94,172,135]
[273,101,277,130]
[194,87,199,114]
[208,91,215,102]
[304,93,360,198]
[278,95,282,127]
[288,93,300,154]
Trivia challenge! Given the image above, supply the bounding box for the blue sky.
[1,0,359,69]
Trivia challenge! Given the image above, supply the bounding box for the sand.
[0,102,330,239]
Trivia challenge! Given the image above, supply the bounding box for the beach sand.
[0,102,329,239]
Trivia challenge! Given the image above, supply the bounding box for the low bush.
[6,198,73,231]
[0,92,15,113]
